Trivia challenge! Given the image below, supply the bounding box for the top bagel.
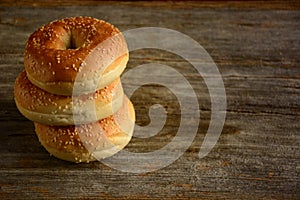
[24,16,128,96]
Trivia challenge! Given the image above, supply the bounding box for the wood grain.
[0,2,299,199]
[1,1,300,10]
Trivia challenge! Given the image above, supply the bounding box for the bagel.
[14,70,124,126]
[34,96,135,163]
[24,16,128,96]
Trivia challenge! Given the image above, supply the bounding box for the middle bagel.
[14,70,124,126]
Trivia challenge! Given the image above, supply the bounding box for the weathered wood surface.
[0,2,300,199]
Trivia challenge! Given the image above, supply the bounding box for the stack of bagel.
[14,17,135,163]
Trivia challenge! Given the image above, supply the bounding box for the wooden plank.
[0,3,299,199]
[0,1,300,10]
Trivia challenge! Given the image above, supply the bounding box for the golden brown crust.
[24,16,128,95]
[34,96,135,163]
[14,70,124,125]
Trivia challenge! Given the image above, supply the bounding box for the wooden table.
[0,1,299,199]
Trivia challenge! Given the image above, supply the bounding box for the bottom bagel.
[34,96,135,163]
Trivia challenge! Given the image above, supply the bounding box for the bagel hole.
[66,32,78,49]
[65,30,85,50]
